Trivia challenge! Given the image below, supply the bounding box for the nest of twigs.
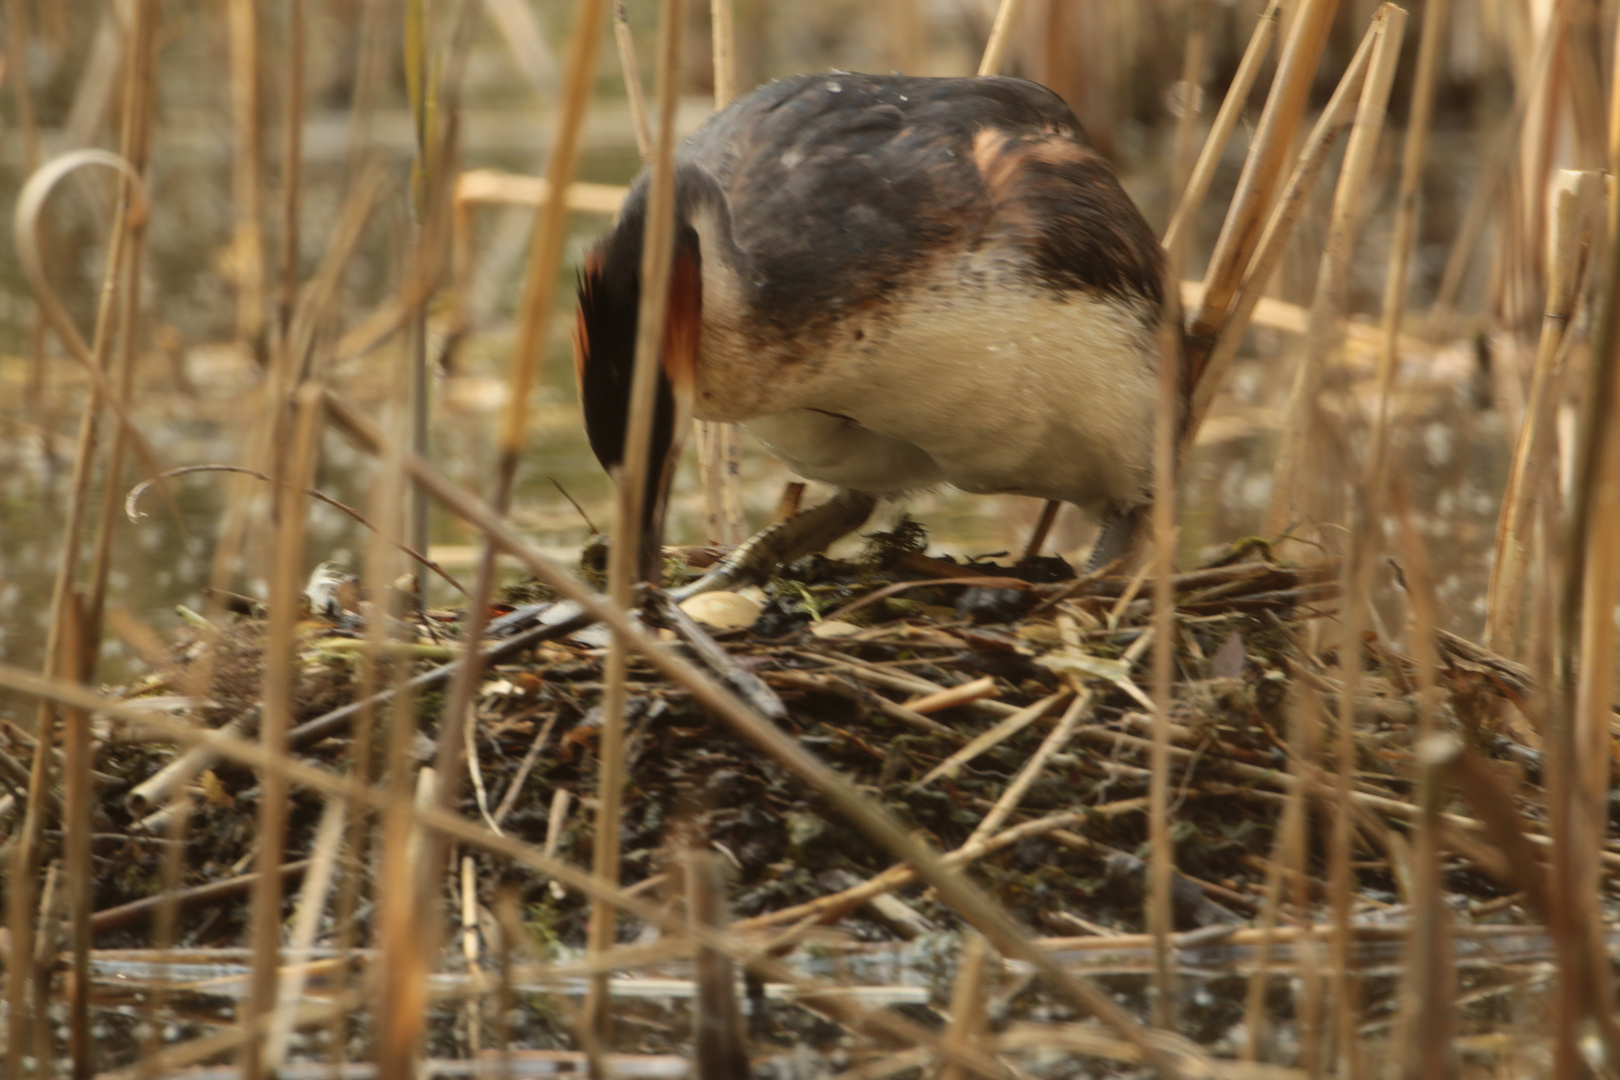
[54,519,1583,1073]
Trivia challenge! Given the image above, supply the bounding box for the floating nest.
[52,521,1581,1073]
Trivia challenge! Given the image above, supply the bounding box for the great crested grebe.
[575,72,1166,593]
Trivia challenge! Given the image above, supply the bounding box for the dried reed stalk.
[430,0,604,732]
[888,0,921,74]
[227,0,265,345]
[1180,17,1379,458]
[1168,0,1209,200]
[421,0,607,1036]
[279,0,304,338]
[976,0,1025,75]
[1161,0,1282,256]
[1144,0,1224,1025]
[81,0,160,701]
[60,593,91,1080]
[241,387,323,1080]
[612,0,653,160]
[1365,0,1450,480]
[1239,745,1308,1062]
[584,0,686,1039]
[937,933,992,1080]
[687,851,749,1077]
[1187,0,1340,344]
[1549,12,1620,1063]
[1264,5,1405,539]
[265,799,346,1071]
[711,0,736,105]
[328,348,417,1065]
[696,0,746,546]
[341,0,391,186]
[1392,452,1454,1078]
[1485,173,1601,653]
[65,12,162,1076]
[6,146,153,1078]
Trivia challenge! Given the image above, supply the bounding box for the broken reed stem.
[1180,18,1378,459]
[1486,173,1600,653]
[1265,6,1406,539]
[976,0,1025,76]
[265,800,347,1072]
[319,390,1191,1076]
[227,0,266,345]
[585,0,685,1039]
[1161,0,1281,256]
[241,386,322,1080]
[613,0,653,161]
[1188,0,1340,342]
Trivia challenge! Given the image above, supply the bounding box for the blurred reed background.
[2,0,1620,1076]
